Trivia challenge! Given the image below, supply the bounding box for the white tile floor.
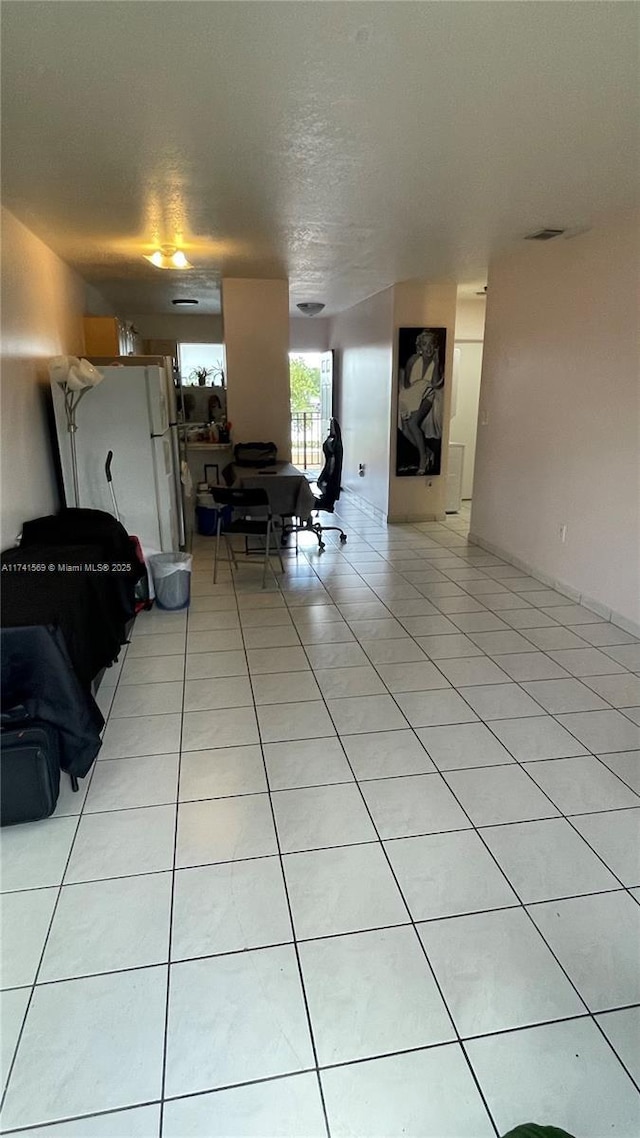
[2,500,640,1137]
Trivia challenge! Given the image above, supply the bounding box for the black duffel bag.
[21,507,144,622]
[1,626,103,780]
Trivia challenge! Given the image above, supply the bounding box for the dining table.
[221,460,317,524]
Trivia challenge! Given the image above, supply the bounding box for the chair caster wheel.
[319,542,326,550]
[340,534,347,543]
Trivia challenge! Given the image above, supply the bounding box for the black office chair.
[211,487,284,588]
[285,418,347,550]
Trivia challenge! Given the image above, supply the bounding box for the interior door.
[320,350,334,436]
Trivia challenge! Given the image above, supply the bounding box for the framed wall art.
[396,327,447,477]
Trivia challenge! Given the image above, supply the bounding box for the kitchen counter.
[185,442,232,451]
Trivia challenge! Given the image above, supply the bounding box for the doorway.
[289,352,322,472]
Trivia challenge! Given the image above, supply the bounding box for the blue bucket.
[196,504,231,536]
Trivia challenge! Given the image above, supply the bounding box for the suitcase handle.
[1,704,29,726]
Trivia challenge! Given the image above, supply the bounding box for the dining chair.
[210,487,284,588]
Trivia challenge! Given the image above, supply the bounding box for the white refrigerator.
[50,363,185,555]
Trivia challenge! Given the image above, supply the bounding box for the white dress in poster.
[396,327,446,476]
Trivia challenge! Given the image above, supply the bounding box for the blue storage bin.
[196,502,231,536]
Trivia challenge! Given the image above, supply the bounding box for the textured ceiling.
[1,1,638,315]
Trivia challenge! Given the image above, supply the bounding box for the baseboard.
[341,488,387,526]
[341,485,444,526]
[387,512,442,524]
[468,531,640,640]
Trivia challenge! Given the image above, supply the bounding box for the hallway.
[1,499,639,1137]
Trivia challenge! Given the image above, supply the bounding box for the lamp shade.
[74,359,103,387]
[49,356,81,384]
[49,357,103,389]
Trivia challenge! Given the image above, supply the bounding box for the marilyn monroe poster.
[396,327,446,476]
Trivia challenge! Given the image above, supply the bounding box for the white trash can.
[149,553,193,610]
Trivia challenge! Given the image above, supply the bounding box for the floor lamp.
[49,357,104,508]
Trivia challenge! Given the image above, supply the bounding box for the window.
[289,352,321,414]
[178,342,225,384]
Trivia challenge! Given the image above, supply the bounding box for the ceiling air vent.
[525,228,566,241]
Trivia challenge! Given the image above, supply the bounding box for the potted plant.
[190,366,213,386]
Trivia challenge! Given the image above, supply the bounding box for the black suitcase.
[0,709,60,826]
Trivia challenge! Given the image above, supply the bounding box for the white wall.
[123,314,327,356]
[451,294,486,500]
[472,207,640,628]
[125,314,224,343]
[117,314,328,354]
[330,289,394,517]
[1,208,87,548]
[455,296,486,341]
[222,278,292,459]
[449,343,483,499]
[290,316,330,354]
[84,283,115,317]
[388,280,458,522]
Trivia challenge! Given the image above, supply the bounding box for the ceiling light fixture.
[297,302,325,316]
[172,298,198,306]
[144,244,193,270]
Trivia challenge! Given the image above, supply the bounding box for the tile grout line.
[397,522,640,940]
[291,620,502,1138]
[416,524,640,1093]
[476,711,640,896]
[286,536,640,775]
[235,553,333,1138]
[293,546,640,885]
[157,597,189,1138]
[293,517,640,1097]
[321,529,640,873]
[4,799,639,902]
[4,508,639,1130]
[0,630,134,1115]
[5,893,640,996]
[400,522,640,1094]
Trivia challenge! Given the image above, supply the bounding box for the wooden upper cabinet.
[83,316,142,356]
